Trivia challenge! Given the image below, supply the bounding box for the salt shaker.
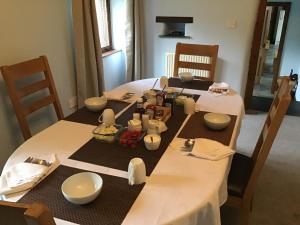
[142,114,150,130]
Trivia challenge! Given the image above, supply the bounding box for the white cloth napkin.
[0,154,59,196]
[208,82,230,96]
[188,138,234,160]
[104,90,139,103]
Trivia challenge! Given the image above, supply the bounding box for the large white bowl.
[84,96,107,112]
[204,113,231,130]
[179,72,194,82]
[61,172,103,205]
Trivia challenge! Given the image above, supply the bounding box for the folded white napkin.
[208,82,230,96]
[0,154,59,196]
[188,138,234,160]
[104,90,139,103]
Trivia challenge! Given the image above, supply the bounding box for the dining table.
[1,78,244,225]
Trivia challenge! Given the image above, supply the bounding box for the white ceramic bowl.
[175,95,187,105]
[61,172,103,205]
[179,72,194,82]
[144,134,161,150]
[84,96,107,112]
[204,113,231,130]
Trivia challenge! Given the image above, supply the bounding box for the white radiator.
[165,53,211,78]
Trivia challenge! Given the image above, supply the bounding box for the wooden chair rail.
[17,79,50,98]
[177,61,212,71]
[23,95,55,116]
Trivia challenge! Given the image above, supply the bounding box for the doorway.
[253,2,291,98]
[244,1,291,109]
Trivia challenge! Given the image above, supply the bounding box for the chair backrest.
[245,77,291,201]
[173,42,219,81]
[0,201,56,225]
[0,56,63,140]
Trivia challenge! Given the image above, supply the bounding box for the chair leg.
[240,207,250,225]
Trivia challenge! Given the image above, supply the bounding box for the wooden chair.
[0,201,56,225]
[0,56,63,140]
[226,77,291,225]
[173,42,219,81]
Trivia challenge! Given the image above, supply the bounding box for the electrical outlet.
[226,19,237,29]
[68,96,77,109]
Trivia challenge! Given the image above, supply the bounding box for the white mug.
[101,109,115,126]
[184,97,196,115]
[128,158,146,185]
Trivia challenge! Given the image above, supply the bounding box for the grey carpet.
[221,113,300,225]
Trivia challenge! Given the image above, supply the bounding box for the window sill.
[102,49,122,58]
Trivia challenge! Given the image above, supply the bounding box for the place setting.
[170,110,236,161]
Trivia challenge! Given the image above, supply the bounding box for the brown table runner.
[64,100,130,126]
[168,77,213,90]
[178,111,237,146]
[69,95,200,176]
[19,166,144,225]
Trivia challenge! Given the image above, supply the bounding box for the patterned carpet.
[221,113,300,225]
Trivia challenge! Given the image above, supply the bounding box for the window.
[95,0,112,52]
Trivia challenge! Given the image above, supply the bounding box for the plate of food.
[119,129,146,148]
[93,124,122,143]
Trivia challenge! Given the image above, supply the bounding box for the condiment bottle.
[164,89,174,115]
[146,104,156,119]
[156,91,165,106]
[135,98,145,115]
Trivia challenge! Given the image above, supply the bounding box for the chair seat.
[228,153,253,197]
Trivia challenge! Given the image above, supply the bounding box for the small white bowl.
[144,134,161,150]
[179,72,194,82]
[204,113,231,130]
[175,95,187,105]
[61,172,103,205]
[84,96,107,112]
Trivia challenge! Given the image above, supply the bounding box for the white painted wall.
[143,0,260,94]
[103,52,126,90]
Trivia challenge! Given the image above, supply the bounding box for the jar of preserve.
[164,89,174,115]
[156,91,165,106]
[146,104,156,119]
[135,97,145,115]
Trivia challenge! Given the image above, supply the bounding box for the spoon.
[151,79,159,90]
[179,87,185,95]
[181,139,195,152]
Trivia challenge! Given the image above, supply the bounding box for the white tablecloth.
[2,78,244,225]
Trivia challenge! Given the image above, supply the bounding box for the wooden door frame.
[244,0,291,109]
[270,2,291,93]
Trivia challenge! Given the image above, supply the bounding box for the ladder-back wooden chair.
[173,42,219,81]
[226,77,291,225]
[0,56,63,140]
[0,201,56,225]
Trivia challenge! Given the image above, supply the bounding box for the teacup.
[128,158,146,185]
[101,109,115,126]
